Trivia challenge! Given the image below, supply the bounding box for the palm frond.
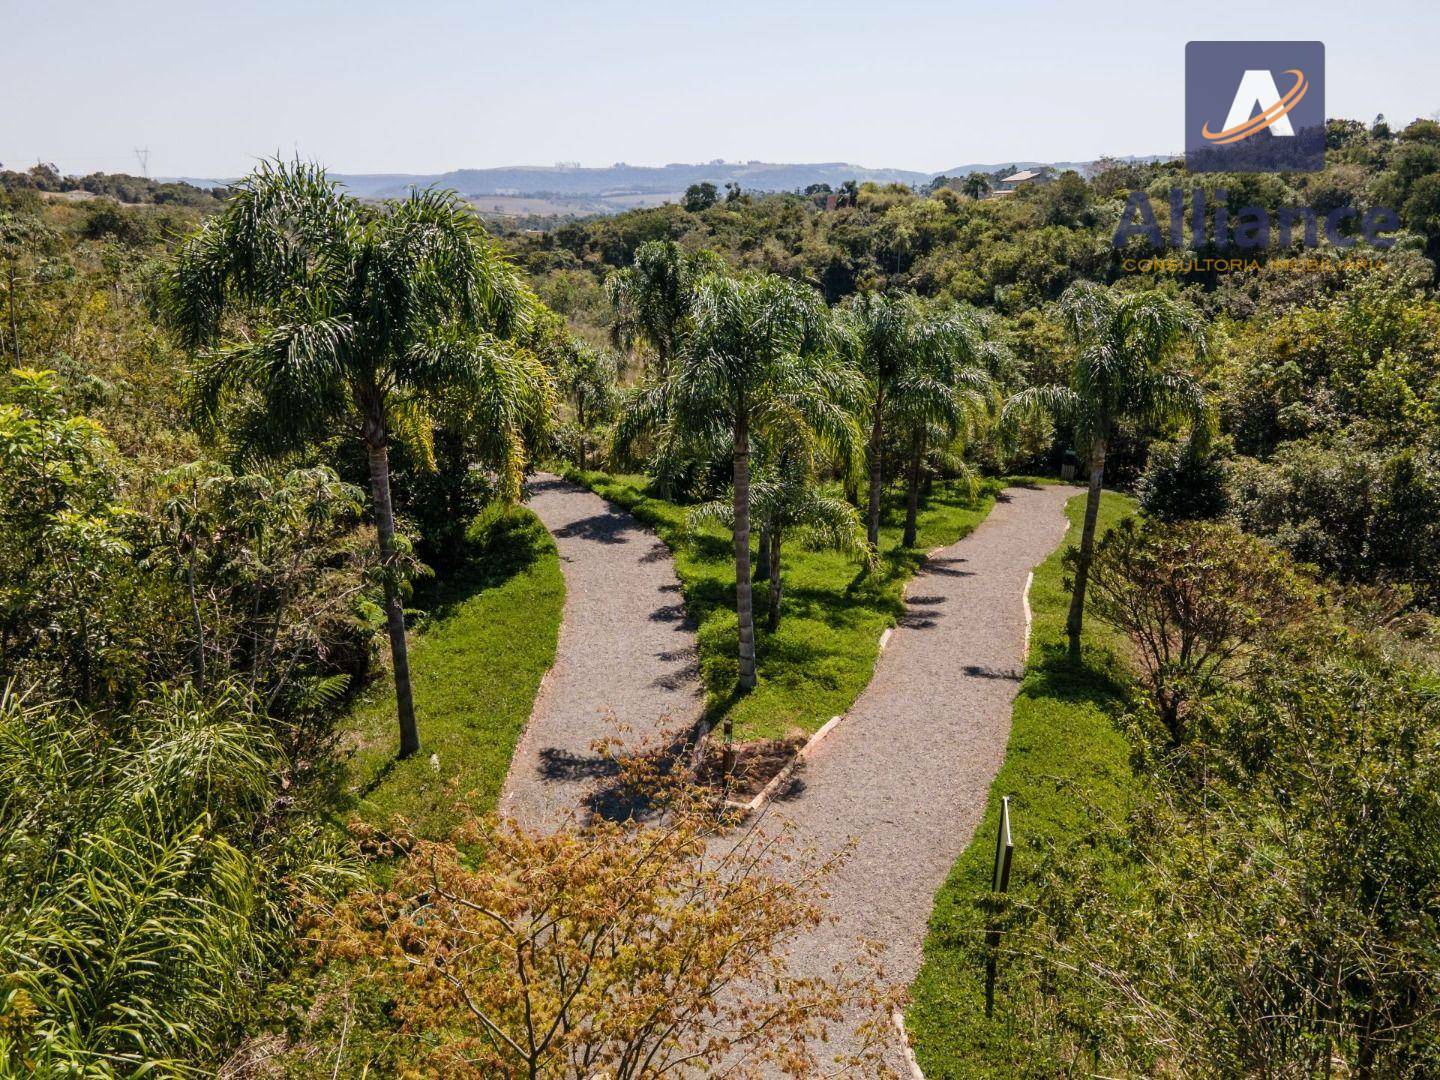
[1000,383,1085,448]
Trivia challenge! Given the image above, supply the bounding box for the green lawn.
[562,468,1000,741]
[325,505,564,839]
[906,490,1138,1078]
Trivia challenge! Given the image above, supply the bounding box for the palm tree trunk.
[366,432,420,758]
[1065,436,1107,661]
[903,433,923,548]
[866,395,884,548]
[755,522,771,582]
[733,402,756,694]
[766,527,783,632]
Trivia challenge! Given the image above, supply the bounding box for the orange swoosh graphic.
[1201,69,1308,144]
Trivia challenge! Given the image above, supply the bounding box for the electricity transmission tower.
[134,147,150,178]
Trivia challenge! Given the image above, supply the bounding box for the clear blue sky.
[4,0,1438,178]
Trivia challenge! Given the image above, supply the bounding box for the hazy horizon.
[5,0,1438,179]
[156,154,1166,185]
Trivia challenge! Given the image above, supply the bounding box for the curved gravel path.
[761,483,1074,1073]
[500,474,704,828]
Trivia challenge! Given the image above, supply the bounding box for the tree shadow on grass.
[415,507,553,621]
[842,560,910,615]
[685,531,734,562]
[1023,640,1130,709]
[780,583,892,632]
[756,629,850,673]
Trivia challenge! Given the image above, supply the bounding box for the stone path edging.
[727,531,1038,823]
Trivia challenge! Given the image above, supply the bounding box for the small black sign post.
[984,795,1014,1018]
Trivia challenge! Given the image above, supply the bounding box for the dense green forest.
[2,115,1439,1076]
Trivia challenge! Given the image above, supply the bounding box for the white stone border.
[892,1008,928,1080]
[1022,569,1035,653]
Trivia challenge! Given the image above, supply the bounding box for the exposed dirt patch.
[695,734,808,799]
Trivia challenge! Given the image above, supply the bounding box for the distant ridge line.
[163,153,1171,214]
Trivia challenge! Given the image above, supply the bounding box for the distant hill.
[934,154,1174,178]
[171,162,929,215]
[335,161,934,203]
[167,154,1173,215]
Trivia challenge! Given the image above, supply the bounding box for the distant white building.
[993,167,1055,194]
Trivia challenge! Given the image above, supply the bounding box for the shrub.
[1227,437,1440,607]
[1083,518,1319,741]
[305,800,899,1078]
[0,367,141,703]
[0,683,349,1074]
[1017,647,1440,1077]
[1137,436,1230,521]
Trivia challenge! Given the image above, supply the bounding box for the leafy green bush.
[1012,643,1440,1077]
[1,368,385,720]
[0,367,141,703]
[1137,436,1230,521]
[1227,436,1440,606]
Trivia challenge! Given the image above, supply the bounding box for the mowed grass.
[562,468,999,741]
[327,506,564,839]
[905,490,1137,1078]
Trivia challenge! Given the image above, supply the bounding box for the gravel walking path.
[762,483,1074,1074]
[500,474,704,828]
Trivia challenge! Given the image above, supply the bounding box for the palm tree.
[166,160,536,759]
[843,292,916,549]
[1003,282,1207,660]
[528,311,618,471]
[691,425,867,632]
[605,240,718,380]
[961,172,991,199]
[665,272,858,696]
[889,306,995,547]
[559,342,618,471]
[842,294,992,549]
[607,243,722,496]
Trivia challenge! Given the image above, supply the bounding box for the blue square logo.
[1185,41,1325,172]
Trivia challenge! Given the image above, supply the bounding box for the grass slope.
[906,490,1137,1078]
[562,468,998,741]
[328,506,564,838]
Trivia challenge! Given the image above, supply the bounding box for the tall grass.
[0,682,348,1075]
